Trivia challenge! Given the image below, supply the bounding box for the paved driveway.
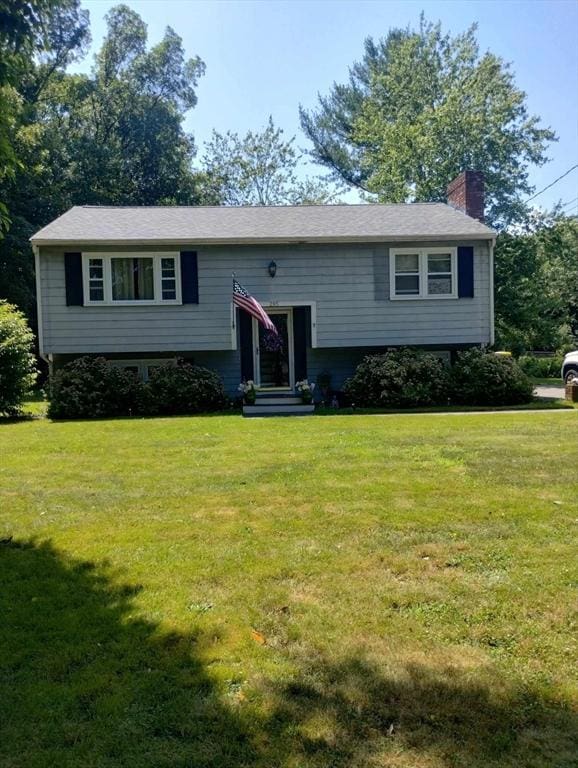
[535,384,565,399]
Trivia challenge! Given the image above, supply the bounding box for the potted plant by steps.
[238,380,257,405]
[296,379,315,405]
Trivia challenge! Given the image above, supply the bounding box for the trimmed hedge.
[48,357,227,419]
[0,301,37,416]
[343,348,450,408]
[450,348,534,406]
[147,363,227,415]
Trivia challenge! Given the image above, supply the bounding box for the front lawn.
[1,412,577,767]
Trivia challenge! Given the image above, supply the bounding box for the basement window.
[107,358,177,382]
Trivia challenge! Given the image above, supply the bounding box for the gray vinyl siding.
[306,347,381,392]
[200,346,454,397]
[190,349,241,395]
[48,345,449,397]
[306,346,452,394]
[38,240,491,355]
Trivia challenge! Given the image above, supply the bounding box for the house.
[31,171,495,403]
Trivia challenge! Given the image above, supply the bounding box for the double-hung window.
[88,258,104,302]
[82,253,181,305]
[392,252,420,297]
[390,247,458,299]
[160,258,177,301]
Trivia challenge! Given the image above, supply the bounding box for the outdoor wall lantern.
[268,260,277,278]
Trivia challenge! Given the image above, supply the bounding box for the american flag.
[233,279,277,333]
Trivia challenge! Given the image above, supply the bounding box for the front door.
[253,309,294,390]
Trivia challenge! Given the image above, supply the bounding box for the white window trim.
[82,252,182,306]
[389,246,458,300]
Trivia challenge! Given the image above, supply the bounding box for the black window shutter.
[64,252,83,306]
[180,251,198,303]
[458,246,474,298]
[293,306,309,382]
[238,309,254,381]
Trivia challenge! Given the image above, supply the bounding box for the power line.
[525,164,578,203]
[560,196,578,208]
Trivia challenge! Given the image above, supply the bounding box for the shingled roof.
[31,203,495,245]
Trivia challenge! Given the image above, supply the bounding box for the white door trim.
[230,300,317,350]
[252,307,294,391]
[261,300,317,348]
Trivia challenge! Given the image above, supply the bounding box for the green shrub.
[517,354,564,379]
[48,357,145,419]
[147,362,227,415]
[558,341,578,355]
[0,301,37,416]
[48,357,227,419]
[450,348,534,406]
[343,348,450,408]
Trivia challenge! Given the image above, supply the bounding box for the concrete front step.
[243,403,314,417]
[255,395,302,405]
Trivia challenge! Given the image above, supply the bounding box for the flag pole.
[231,273,236,330]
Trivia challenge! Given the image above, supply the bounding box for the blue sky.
[73,0,578,212]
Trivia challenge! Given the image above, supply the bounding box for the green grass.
[1,412,577,768]
[21,399,48,418]
[315,399,575,415]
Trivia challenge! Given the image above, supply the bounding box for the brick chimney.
[447,170,485,222]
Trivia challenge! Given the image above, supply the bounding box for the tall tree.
[201,116,342,206]
[38,4,206,206]
[494,212,578,352]
[300,16,555,228]
[0,3,206,320]
[537,215,578,340]
[0,0,90,319]
[0,0,90,233]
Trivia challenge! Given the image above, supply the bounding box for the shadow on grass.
[268,655,577,767]
[0,410,244,427]
[1,540,575,768]
[0,413,37,426]
[0,539,257,768]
